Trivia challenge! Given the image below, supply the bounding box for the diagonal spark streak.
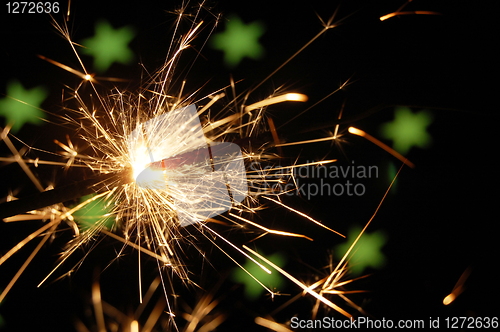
[262,196,345,237]
[244,245,352,318]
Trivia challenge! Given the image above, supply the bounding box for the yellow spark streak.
[267,117,282,155]
[333,163,402,276]
[348,127,415,168]
[2,213,54,222]
[380,11,441,21]
[65,0,71,21]
[184,291,224,332]
[323,277,364,295]
[338,293,370,316]
[204,92,309,140]
[244,245,352,318]
[50,19,94,86]
[36,219,173,289]
[199,224,275,297]
[130,321,139,332]
[277,79,351,130]
[197,314,226,332]
[138,212,143,304]
[205,93,308,135]
[172,80,187,110]
[322,262,349,293]
[255,317,293,332]
[155,20,204,99]
[275,101,347,147]
[333,104,344,139]
[201,222,272,274]
[229,213,313,241]
[309,275,330,292]
[262,196,345,237]
[379,0,441,21]
[92,281,106,332]
[250,13,342,94]
[197,93,225,117]
[203,113,240,133]
[136,277,161,316]
[142,298,167,331]
[100,228,172,265]
[37,55,96,83]
[276,136,338,147]
[244,93,308,112]
[0,221,58,303]
[33,193,124,288]
[0,217,61,265]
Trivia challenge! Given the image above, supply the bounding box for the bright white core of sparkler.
[126,104,248,226]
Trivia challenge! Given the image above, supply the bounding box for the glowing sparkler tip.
[348,126,364,136]
[443,293,455,305]
[285,93,308,102]
[130,320,139,332]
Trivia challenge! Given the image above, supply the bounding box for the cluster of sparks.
[0,1,443,330]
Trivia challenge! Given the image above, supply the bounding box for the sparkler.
[379,0,440,21]
[0,2,361,328]
[2,0,489,330]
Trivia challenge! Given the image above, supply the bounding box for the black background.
[1,0,498,331]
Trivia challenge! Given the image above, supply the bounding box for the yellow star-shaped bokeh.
[335,226,387,276]
[232,251,286,300]
[210,15,265,67]
[80,20,135,72]
[380,107,433,154]
[0,80,47,133]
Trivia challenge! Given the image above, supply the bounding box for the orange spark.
[276,135,338,147]
[443,267,472,305]
[380,11,441,22]
[348,127,415,168]
[380,0,440,21]
[244,93,308,112]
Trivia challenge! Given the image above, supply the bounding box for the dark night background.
[1,0,498,331]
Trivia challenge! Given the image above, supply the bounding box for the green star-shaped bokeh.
[335,226,387,276]
[73,194,115,232]
[380,107,433,154]
[0,80,47,133]
[210,15,265,67]
[80,20,135,72]
[232,252,286,300]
